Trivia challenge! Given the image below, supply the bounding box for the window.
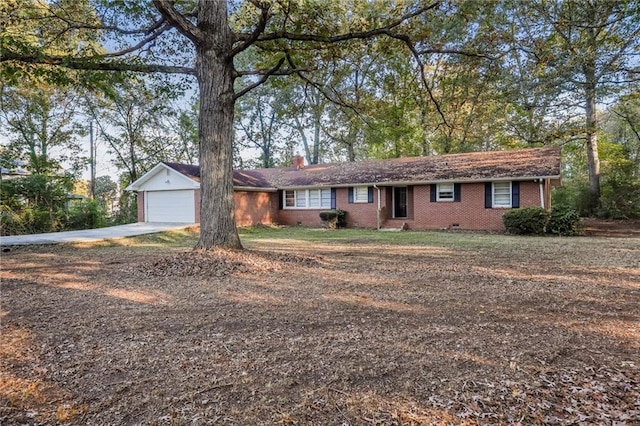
[493,182,511,207]
[354,186,369,203]
[437,183,454,201]
[431,183,460,202]
[285,190,295,207]
[283,189,332,209]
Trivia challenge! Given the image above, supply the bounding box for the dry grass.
[1,226,639,425]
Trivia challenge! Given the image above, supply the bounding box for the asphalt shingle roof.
[164,146,561,189]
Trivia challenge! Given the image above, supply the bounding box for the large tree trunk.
[584,75,601,215]
[194,4,242,250]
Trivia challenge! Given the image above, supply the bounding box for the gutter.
[276,175,562,190]
[374,184,382,230]
[233,186,278,192]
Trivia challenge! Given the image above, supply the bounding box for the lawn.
[1,227,639,425]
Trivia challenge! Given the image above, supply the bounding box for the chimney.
[293,154,304,170]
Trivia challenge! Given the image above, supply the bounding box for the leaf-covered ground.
[1,227,639,425]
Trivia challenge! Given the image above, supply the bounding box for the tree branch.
[249,3,439,44]
[386,32,450,129]
[228,1,271,59]
[284,53,365,120]
[1,52,196,75]
[99,23,173,58]
[152,0,202,44]
[44,7,167,36]
[418,48,495,59]
[234,56,286,99]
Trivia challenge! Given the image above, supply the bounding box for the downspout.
[374,184,381,230]
[539,180,545,209]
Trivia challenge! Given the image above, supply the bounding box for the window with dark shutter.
[454,183,461,202]
[331,188,336,209]
[512,181,520,208]
[352,186,369,203]
[348,187,354,203]
[430,184,437,202]
[485,183,492,208]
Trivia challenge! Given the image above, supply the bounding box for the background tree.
[85,78,180,185]
[173,101,200,165]
[94,175,118,213]
[0,81,85,175]
[520,0,640,213]
[234,78,292,168]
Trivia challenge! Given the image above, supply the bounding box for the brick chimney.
[293,155,304,170]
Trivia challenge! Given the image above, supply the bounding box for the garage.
[145,190,195,223]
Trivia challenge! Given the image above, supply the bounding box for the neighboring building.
[125,147,561,231]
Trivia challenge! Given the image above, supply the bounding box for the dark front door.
[393,187,407,218]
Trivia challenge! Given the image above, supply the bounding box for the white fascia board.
[276,175,561,190]
[125,163,199,191]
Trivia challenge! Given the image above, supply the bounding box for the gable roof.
[148,147,560,191]
[233,147,561,189]
[124,162,201,191]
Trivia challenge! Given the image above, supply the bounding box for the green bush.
[66,200,107,230]
[503,207,549,235]
[548,206,581,236]
[319,209,347,229]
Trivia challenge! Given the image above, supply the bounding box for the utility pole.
[89,121,95,200]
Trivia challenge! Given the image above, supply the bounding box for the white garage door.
[146,190,195,223]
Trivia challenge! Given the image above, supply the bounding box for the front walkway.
[0,222,195,246]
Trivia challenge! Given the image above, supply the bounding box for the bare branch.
[233,56,286,99]
[152,0,201,44]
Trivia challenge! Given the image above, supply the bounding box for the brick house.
[126,146,561,231]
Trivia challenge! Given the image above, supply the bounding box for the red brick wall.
[276,188,381,228]
[381,181,543,231]
[137,192,145,222]
[275,181,545,231]
[182,180,548,231]
[234,191,278,227]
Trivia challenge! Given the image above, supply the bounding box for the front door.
[393,187,407,218]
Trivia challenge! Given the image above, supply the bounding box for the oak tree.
[2,0,439,249]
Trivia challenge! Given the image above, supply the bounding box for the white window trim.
[436,183,455,202]
[353,186,369,203]
[492,181,512,208]
[283,188,332,210]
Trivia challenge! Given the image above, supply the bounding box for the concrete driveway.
[0,222,195,246]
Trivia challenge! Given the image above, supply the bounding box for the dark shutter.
[454,183,461,202]
[368,186,374,203]
[279,190,284,210]
[348,187,354,203]
[485,183,492,208]
[512,181,520,208]
[430,184,437,202]
[331,188,336,209]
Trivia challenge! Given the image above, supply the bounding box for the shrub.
[503,207,549,235]
[66,200,107,230]
[548,206,581,236]
[319,209,347,229]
